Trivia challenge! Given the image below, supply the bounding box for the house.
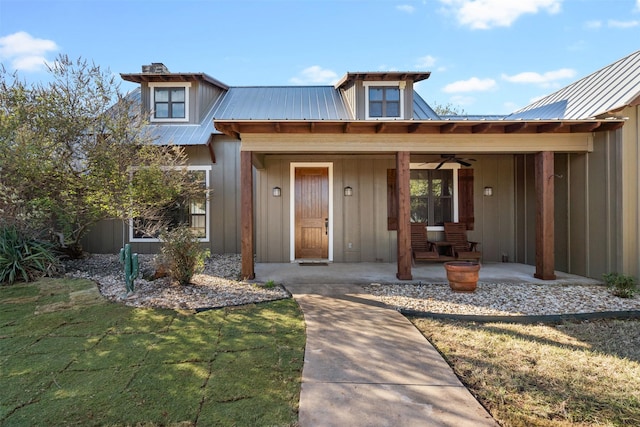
[84,51,640,282]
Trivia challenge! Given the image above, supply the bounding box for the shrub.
[0,225,60,285]
[160,225,210,285]
[603,272,638,298]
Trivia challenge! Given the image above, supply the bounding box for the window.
[410,169,453,225]
[149,82,190,122]
[387,163,474,231]
[365,82,405,119]
[130,166,210,242]
[154,88,185,119]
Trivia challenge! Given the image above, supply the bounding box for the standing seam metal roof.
[508,50,640,120]
[212,86,353,120]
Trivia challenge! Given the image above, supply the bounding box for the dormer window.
[149,82,190,122]
[364,81,405,120]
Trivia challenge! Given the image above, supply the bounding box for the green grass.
[412,317,640,427]
[0,278,305,426]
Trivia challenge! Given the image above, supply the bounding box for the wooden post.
[534,151,556,280]
[241,150,255,280]
[396,151,412,280]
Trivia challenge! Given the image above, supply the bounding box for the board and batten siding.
[514,113,638,280]
[81,138,242,255]
[255,154,516,264]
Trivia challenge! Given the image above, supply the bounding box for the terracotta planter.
[444,261,480,292]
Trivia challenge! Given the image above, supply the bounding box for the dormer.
[121,63,229,125]
[335,72,431,120]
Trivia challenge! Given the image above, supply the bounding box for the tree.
[0,55,202,258]
[432,102,466,116]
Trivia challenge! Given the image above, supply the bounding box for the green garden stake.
[119,244,139,295]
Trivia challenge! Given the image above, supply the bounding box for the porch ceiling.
[214,118,625,140]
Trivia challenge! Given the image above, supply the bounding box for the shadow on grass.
[1,278,305,426]
[412,317,640,427]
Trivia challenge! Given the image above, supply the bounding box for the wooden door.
[295,167,329,259]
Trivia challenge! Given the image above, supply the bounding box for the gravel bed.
[364,282,640,316]
[64,253,640,316]
[64,253,290,311]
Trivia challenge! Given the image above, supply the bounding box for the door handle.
[325,218,329,235]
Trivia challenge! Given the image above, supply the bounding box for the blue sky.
[1,0,639,115]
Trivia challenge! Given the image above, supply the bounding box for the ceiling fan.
[433,154,476,169]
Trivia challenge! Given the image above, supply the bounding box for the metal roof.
[212,86,353,120]
[124,88,220,146]
[508,50,640,120]
[147,102,218,145]
[413,92,441,120]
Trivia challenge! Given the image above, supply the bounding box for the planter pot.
[444,261,480,292]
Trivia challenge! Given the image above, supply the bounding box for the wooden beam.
[274,123,281,133]
[206,137,216,163]
[534,151,556,280]
[505,122,528,133]
[472,123,492,133]
[440,123,457,133]
[570,122,601,132]
[376,123,386,133]
[343,123,351,133]
[240,151,255,280]
[537,122,563,133]
[309,122,315,133]
[408,123,421,133]
[396,151,412,280]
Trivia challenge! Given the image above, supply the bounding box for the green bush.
[603,272,638,298]
[0,225,60,285]
[160,225,210,285]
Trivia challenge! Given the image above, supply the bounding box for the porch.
[254,261,601,286]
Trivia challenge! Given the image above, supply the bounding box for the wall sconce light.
[344,186,353,197]
[483,186,493,197]
[272,186,281,197]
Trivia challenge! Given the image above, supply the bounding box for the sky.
[1,0,639,115]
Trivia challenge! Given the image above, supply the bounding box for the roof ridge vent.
[142,63,169,73]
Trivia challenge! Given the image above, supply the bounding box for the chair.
[443,222,481,261]
[410,223,439,262]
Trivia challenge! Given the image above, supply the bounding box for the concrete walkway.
[285,282,499,427]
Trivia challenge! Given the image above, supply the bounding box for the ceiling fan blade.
[457,159,472,167]
[436,159,448,170]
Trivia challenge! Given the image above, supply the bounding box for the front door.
[295,167,329,259]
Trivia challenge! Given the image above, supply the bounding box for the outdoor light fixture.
[483,186,493,197]
[272,186,281,197]
[344,186,353,196]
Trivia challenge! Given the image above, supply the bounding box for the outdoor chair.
[410,222,440,262]
[443,222,481,261]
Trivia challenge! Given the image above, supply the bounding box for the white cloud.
[397,4,416,13]
[289,65,338,85]
[450,95,476,107]
[502,68,576,87]
[0,31,58,72]
[637,0,640,12]
[415,55,437,68]
[442,77,496,93]
[608,19,639,29]
[584,20,602,29]
[439,0,563,30]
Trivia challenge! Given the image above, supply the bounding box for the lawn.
[0,278,305,426]
[412,317,640,427]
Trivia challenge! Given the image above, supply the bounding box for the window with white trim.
[149,82,190,122]
[130,166,210,242]
[365,81,405,119]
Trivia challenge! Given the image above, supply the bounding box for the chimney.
[142,63,170,73]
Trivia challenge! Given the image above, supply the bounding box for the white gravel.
[64,253,640,316]
[64,253,290,311]
[364,282,640,316]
